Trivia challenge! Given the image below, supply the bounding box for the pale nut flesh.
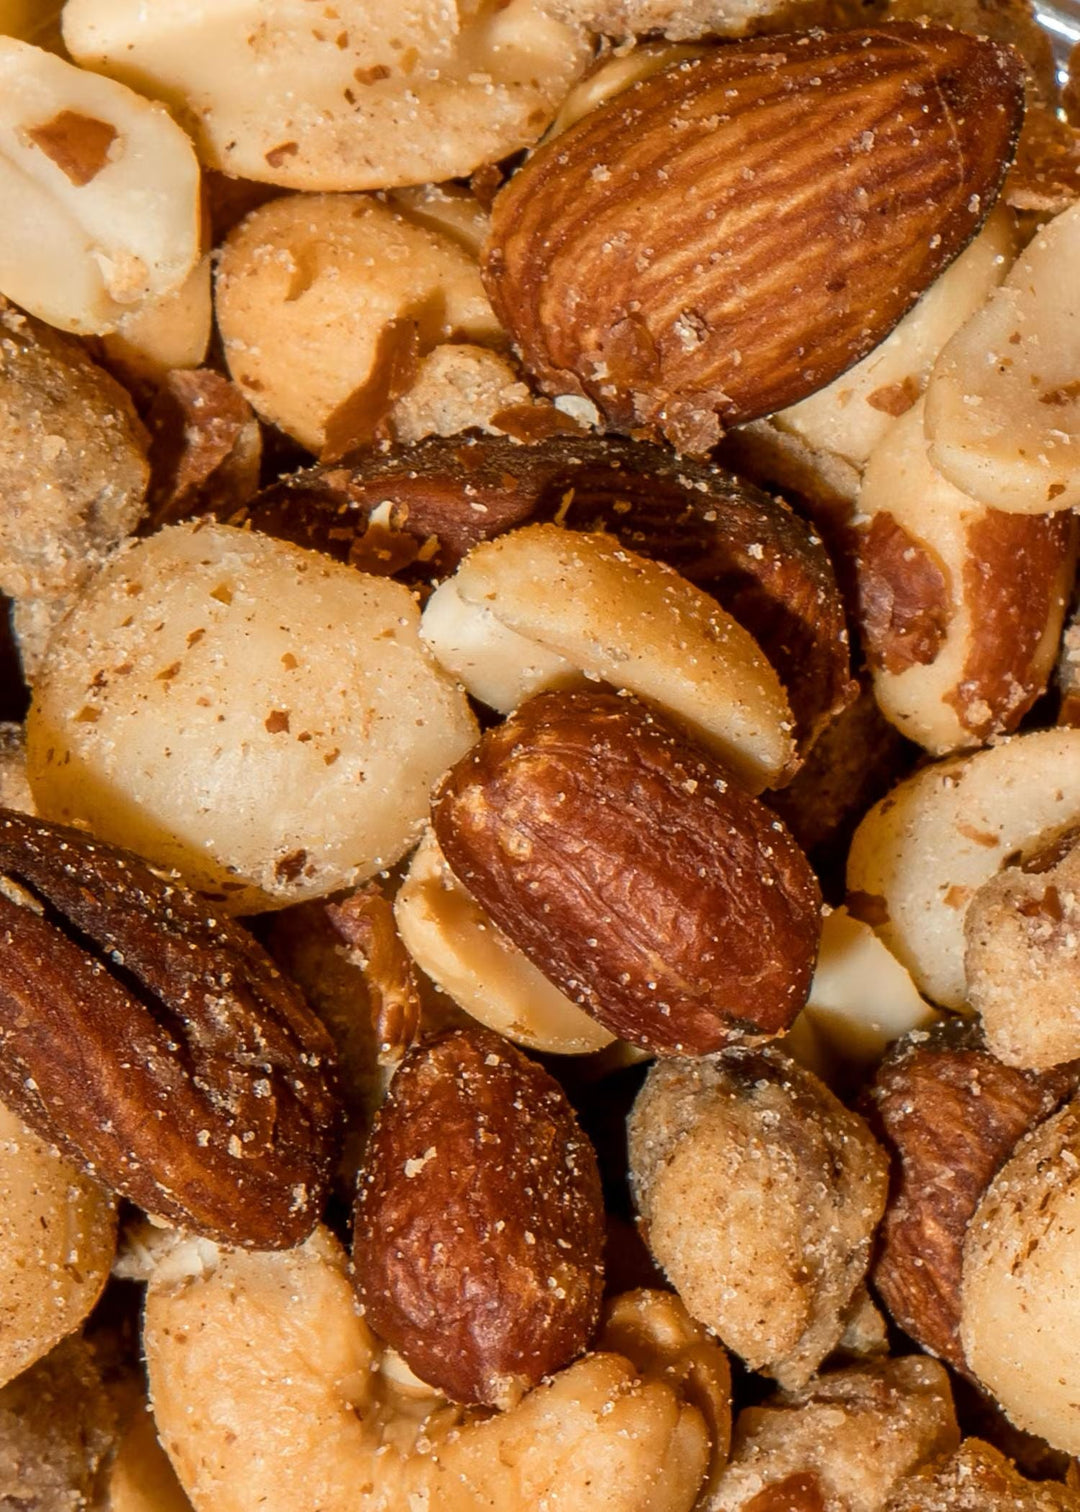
[846,728,1080,1009]
[144,1226,724,1512]
[25,522,478,913]
[0,37,201,334]
[420,523,797,793]
[62,0,593,191]
[925,199,1080,514]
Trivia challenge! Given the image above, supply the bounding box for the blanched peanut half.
[144,1226,721,1512]
[925,200,1080,513]
[101,255,212,384]
[847,729,1080,1009]
[63,0,592,192]
[775,204,1017,470]
[548,43,701,134]
[421,524,796,793]
[25,522,478,914]
[0,1096,115,1389]
[394,827,614,1055]
[0,39,201,334]
[855,400,1075,754]
[961,1096,1080,1454]
[109,1412,193,1512]
[216,192,503,456]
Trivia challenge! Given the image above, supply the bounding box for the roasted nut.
[146,1225,718,1512]
[884,1439,1080,1511]
[0,722,34,816]
[25,521,478,913]
[483,26,1024,452]
[926,201,1080,514]
[710,1357,960,1512]
[0,807,340,1247]
[99,254,212,386]
[109,1408,193,1512]
[855,400,1076,754]
[432,691,822,1055]
[63,0,592,191]
[966,829,1080,1070]
[0,37,201,334]
[141,369,261,532]
[215,192,504,456]
[846,729,1080,1009]
[386,343,536,446]
[0,1095,115,1389]
[867,1022,1080,1368]
[961,1095,1080,1452]
[352,1026,605,1408]
[628,1047,889,1387]
[421,523,797,792]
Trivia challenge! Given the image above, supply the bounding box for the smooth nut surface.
[484,25,1024,452]
[432,690,822,1055]
[352,1026,605,1408]
[0,807,340,1247]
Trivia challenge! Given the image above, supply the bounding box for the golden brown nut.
[432,691,822,1056]
[884,1439,1080,1511]
[628,1047,889,1387]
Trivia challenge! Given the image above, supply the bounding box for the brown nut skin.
[352,1025,605,1410]
[431,691,822,1056]
[865,1020,1080,1370]
[0,807,340,1249]
[483,26,1024,454]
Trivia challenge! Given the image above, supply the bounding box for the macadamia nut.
[25,521,478,913]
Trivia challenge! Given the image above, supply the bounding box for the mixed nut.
[1,0,1080,1508]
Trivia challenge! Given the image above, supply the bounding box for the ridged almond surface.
[484,24,1025,453]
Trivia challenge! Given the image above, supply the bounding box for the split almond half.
[484,24,1025,453]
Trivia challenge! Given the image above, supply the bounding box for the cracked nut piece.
[0,37,201,334]
[628,1047,889,1387]
[63,0,592,192]
[885,1439,1080,1512]
[432,691,822,1056]
[25,521,478,913]
[483,25,1024,453]
[867,1022,1080,1370]
[0,807,340,1248]
[352,1026,605,1409]
[710,1357,959,1512]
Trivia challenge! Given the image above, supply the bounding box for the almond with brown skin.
[431,690,822,1055]
[483,24,1025,454]
[352,1025,605,1409]
[0,807,340,1248]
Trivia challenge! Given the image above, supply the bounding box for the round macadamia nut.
[25,521,478,913]
[628,1047,889,1389]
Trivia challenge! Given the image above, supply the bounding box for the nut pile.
[1,1,1080,1509]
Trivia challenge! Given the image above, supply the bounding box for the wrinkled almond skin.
[352,1025,605,1408]
[0,807,339,1248]
[432,691,822,1055]
[866,1021,1080,1369]
[484,25,1025,453]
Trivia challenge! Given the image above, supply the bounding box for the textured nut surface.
[710,1357,959,1512]
[141,369,261,533]
[26,521,478,913]
[0,1096,115,1390]
[433,691,822,1055]
[352,1026,605,1408]
[0,37,201,334]
[855,400,1075,754]
[867,1023,1080,1369]
[883,1438,1080,1511]
[0,807,340,1247]
[215,192,503,456]
[63,0,592,191]
[484,25,1024,452]
[628,1048,889,1386]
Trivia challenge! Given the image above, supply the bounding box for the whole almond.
[431,691,821,1055]
[0,807,340,1248]
[352,1025,605,1408]
[483,25,1025,453]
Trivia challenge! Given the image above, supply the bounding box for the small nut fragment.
[0,1334,120,1509]
[0,807,340,1248]
[885,1439,1080,1512]
[433,691,822,1055]
[711,1357,960,1512]
[0,37,201,333]
[141,369,261,532]
[352,1026,605,1409]
[628,1047,889,1387]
